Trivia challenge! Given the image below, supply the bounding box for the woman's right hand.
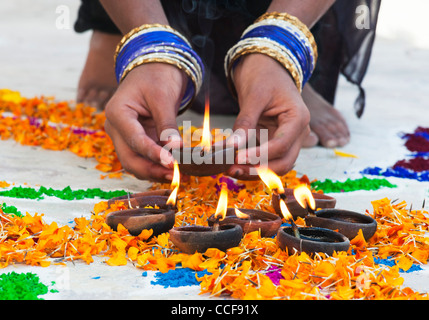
[104,62,186,182]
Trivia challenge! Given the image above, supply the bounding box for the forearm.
[99,0,168,34]
[267,0,336,28]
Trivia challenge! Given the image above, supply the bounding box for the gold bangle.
[255,12,318,62]
[121,56,196,86]
[226,45,302,98]
[114,24,191,64]
[120,56,198,114]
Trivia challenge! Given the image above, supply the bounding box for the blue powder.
[373,257,423,273]
[409,152,429,158]
[151,268,211,288]
[361,166,429,182]
[351,250,422,273]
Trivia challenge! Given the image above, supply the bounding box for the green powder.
[0,185,127,201]
[311,177,397,193]
[1,203,23,217]
[0,271,57,300]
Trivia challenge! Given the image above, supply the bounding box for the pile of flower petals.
[0,89,428,299]
[1,175,428,300]
[0,89,122,178]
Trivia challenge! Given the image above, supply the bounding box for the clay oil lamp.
[305,208,377,241]
[105,162,180,236]
[291,184,377,240]
[276,198,350,255]
[107,189,172,210]
[169,183,243,254]
[107,161,181,210]
[208,207,282,237]
[256,167,336,218]
[171,98,236,176]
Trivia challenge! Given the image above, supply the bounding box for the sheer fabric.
[74,0,381,117]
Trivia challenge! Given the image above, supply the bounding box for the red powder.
[394,157,429,172]
[404,135,429,152]
[416,126,429,135]
[403,127,429,152]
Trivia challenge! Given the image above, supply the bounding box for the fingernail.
[234,169,243,177]
[160,153,174,168]
[164,174,173,181]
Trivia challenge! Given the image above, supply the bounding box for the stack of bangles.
[114,24,205,114]
[224,12,318,96]
[113,13,316,114]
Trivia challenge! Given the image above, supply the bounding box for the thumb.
[151,102,183,168]
[151,99,182,146]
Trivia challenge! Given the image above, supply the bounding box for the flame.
[166,161,180,206]
[256,166,285,194]
[279,198,293,221]
[200,95,212,152]
[214,183,228,221]
[293,184,315,211]
[171,160,180,189]
[234,208,250,219]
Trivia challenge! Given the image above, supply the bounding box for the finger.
[105,119,173,182]
[227,123,308,180]
[227,138,301,180]
[226,104,263,149]
[151,105,182,149]
[139,83,183,147]
[105,101,176,168]
[267,110,310,159]
[236,107,309,165]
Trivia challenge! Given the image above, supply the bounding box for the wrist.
[233,53,301,101]
[114,24,205,113]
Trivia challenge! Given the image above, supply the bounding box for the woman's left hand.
[227,53,316,180]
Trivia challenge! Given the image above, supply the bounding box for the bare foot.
[302,84,350,148]
[77,30,120,110]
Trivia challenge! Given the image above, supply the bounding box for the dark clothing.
[74,0,381,118]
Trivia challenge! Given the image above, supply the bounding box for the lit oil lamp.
[293,184,377,241]
[169,183,243,254]
[105,162,180,236]
[171,97,236,176]
[208,207,282,237]
[276,196,350,255]
[107,161,180,210]
[256,167,336,218]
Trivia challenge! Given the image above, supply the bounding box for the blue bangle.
[115,31,203,82]
[225,12,317,94]
[114,24,205,113]
[241,25,313,85]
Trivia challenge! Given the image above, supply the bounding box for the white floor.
[0,0,428,299]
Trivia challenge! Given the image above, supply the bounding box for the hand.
[104,63,186,182]
[226,53,314,180]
